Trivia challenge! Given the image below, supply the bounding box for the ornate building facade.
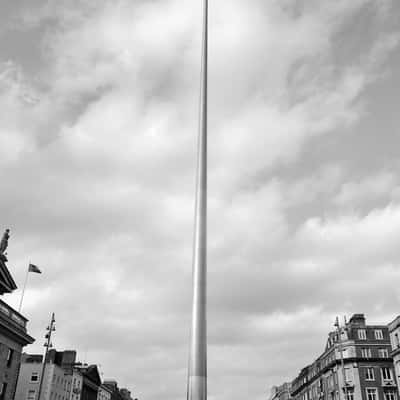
[270,382,292,400]
[290,314,397,400]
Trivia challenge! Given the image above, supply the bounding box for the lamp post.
[37,313,56,400]
[187,0,208,399]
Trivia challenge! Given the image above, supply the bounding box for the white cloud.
[1,1,400,399]
[334,172,397,206]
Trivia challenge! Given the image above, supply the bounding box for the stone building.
[0,233,35,400]
[98,384,112,400]
[78,365,102,400]
[388,316,400,391]
[270,383,292,400]
[14,350,83,400]
[103,380,125,400]
[290,314,397,400]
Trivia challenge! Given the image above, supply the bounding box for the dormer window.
[358,329,367,340]
[375,330,383,340]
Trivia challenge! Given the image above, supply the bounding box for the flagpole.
[18,265,30,313]
[187,0,208,399]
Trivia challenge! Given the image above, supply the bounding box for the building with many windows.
[290,314,397,400]
[270,383,292,400]
[14,350,83,400]
[15,349,135,400]
[77,364,102,400]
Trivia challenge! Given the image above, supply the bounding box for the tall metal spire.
[187,0,208,399]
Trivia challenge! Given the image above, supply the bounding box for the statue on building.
[0,229,10,261]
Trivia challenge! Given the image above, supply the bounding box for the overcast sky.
[1,1,400,399]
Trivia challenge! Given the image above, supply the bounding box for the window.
[26,389,36,400]
[361,348,372,358]
[382,367,393,381]
[0,383,7,400]
[359,330,367,340]
[345,389,354,400]
[375,330,384,340]
[366,368,375,381]
[379,349,389,358]
[384,390,397,400]
[6,349,13,367]
[345,368,353,382]
[366,389,377,400]
[30,372,39,383]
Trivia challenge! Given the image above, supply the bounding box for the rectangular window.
[366,389,377,400]
[382,367,393,381]
[359,330,367,340]
[384,390,396,400]
[30,372,39,383]
[0,383,7,400]
[26,389,36,400]
[366,368,375,381]
[345,368,353,382]
[361,348,372,358]
[375,330,384,340]
[379,349,389,358]
[6,348,13,367]
[346,389,354,400]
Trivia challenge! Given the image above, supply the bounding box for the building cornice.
[0,302,34,345]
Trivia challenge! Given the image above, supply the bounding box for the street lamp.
[37,313,56,400]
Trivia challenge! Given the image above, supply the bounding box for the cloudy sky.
[1,0,400,399]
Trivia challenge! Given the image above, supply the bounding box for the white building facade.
[14,359,83,400]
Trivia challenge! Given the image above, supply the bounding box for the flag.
[28,264,42,274]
